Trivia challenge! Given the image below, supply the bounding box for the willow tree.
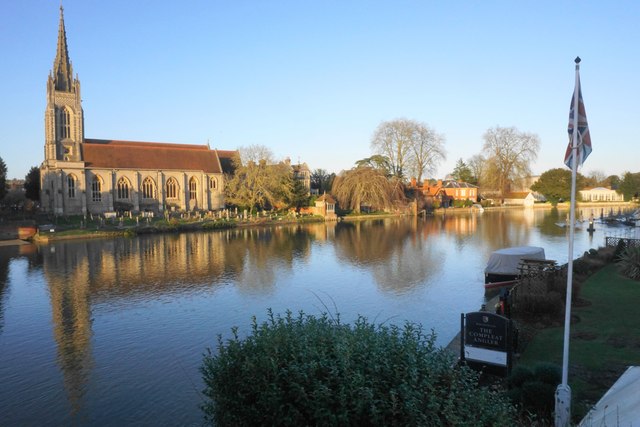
[331,167,405,213]
[482,126,539,196]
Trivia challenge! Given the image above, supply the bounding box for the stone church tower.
[39,6,234,216]
[44,6,84,164]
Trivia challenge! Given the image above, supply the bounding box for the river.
[0,206,637,425]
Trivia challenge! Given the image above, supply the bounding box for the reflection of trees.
[0,245,36,334]
[0,247,18,334]
[372,235,444,294]
[334,219,443,293]
[335,220,407,265]
[537,207,566,236]
[474,210,532,251]
[221,226,313,293]
[437,214,479,250]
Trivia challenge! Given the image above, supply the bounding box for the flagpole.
[555,56,581,427]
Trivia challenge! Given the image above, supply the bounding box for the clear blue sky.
[1,1,638,180]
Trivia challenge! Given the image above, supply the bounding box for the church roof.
[83,139,228,174]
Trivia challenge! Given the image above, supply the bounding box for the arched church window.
[117,177,130,199]
[166,178,178,199]
[67,174,76,198]
[91,176,102,202]
[209,177,217,191]
[142,177,155,199]
[189,177,197,201]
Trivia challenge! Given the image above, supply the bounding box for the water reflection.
[1,206,637,425]
[223,226,313,294]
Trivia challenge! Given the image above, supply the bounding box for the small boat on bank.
[484,246,546,290]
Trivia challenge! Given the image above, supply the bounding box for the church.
[40,7,237,216]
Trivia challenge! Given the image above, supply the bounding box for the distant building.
[40,7,237,216]
[313,194,337,220]
[579,187,624,202]
[7,179,25,191]
[283,158,311,194]
[502,192,539,207]
[415,179,478,207]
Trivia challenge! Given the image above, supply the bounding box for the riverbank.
[517,262,640,422]
[445,244,638,424]
[6,200,636,244]
[29,214,332,243]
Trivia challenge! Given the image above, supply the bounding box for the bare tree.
[371,119,445,182]
[482,126,539,196]
[467,154,486,186]
[408,124,446,184]
[584,170,607,187]
[331,167,405,213]
[370,119,413,179]
[238,144,274,165]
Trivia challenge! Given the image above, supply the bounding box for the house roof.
[441,180,478,189]
[580,187,615,192]
[83,139,230,174]
[317,193,336,203]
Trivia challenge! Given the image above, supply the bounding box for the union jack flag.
[564,74,592,168]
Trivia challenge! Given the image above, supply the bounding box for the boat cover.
[578,366,640,426]
[484,246,545,275]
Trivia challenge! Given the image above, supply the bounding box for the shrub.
[617,247,640,280]
[507,362,560,422]
[201,310,516,426]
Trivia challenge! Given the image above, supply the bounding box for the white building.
[579,187,624,202]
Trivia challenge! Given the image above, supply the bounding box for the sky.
[1,1,639,180]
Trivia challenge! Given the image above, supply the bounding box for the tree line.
[3,119,640,214]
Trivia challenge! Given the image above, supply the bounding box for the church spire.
[53,5,74,92]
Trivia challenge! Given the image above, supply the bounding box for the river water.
[0,207,637,425]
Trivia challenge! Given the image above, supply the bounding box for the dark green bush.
[532,362,561,386]
[201,310,516,426]
[507,362,560,422]
[507,365,534,388]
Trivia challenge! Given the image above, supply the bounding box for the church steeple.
[53,6,74,92]
[44,5,83,163]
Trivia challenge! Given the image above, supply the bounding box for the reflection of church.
[40,7,237,215]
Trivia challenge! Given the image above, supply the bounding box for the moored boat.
[484,246,546,290]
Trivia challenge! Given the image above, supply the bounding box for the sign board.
[461,311,512,375]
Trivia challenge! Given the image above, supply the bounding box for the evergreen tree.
[0,156,7,201]
[451,158,475,184]
[24,166,41,201]
[531,168,585,206]
[288,178,310,212]
[618,172,640,201]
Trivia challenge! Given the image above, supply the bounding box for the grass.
[517,263,640,421]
